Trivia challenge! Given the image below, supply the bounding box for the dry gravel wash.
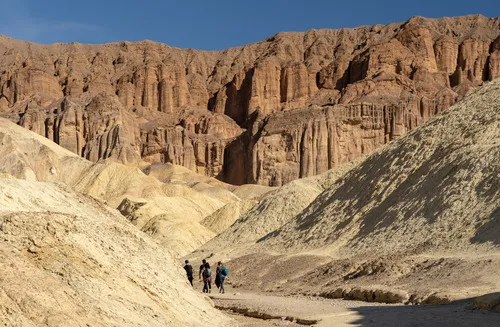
[212,292,500,327]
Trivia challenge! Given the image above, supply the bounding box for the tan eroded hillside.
[1,15,499,185]
[0,178,231,326]
[0,118,244,256]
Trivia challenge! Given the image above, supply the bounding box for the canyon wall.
[0,15,499,185]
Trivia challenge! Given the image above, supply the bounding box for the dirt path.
[211,292,500,326]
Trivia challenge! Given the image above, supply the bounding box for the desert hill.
[192,157,364,259]
[193,78,500,303]
[0,118,266,256]
[1,15,499,185]
[0,178,231,326]
[259,78,500,255]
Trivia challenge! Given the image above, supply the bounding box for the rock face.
[1,15,499,185]
[222,102,423,185]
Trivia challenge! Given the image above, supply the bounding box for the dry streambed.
[211,292,500,327]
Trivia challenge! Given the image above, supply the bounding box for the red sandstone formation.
[0,15,499,185]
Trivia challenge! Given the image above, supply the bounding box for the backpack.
[202,268,211,278]
[220,267,228,276]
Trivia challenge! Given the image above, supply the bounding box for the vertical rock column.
[434,36,459,75]
[57,99,85,156]
[158,64,189,113]
[248,61,281,116]
[280,62,318,107]
[454,39,491,84]
[489,36,500,81]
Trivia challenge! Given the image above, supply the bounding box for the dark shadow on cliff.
[216,110,268,185]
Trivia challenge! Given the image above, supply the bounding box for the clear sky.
[0,0,498,50]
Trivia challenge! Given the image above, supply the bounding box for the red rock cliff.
[0,15,499,185]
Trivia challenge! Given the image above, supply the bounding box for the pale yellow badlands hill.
[198,183,275,235]
[145,163,273,202]
[196,178,325,259]
[0,118,237,256]
[261,79,500,256]
[0,178,231,327]
[201,199,259,234]
[193,157,364,259]
[144,163,241,203]
[196,79,500,303]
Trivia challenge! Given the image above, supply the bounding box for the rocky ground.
[211,290,500,327]
[0,178,232,326]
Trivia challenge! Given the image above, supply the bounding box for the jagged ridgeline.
[1,15,499,186]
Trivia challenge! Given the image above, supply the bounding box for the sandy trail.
[211,291,500,326]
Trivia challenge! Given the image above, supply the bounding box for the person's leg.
[188,277,193,286]
[203,280,208,293]
[220,277,225,294]
[208,279,212,293]
[215,276,220,290]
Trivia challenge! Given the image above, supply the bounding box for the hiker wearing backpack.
[218,262,228,294]
[199,259,206,280]
[201,262,212,293]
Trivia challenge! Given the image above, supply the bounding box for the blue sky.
[0,0,498,50]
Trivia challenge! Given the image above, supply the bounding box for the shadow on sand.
[346,297,500,327]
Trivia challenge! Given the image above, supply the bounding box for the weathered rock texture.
[1,15,499,185]
[192,72,500,306]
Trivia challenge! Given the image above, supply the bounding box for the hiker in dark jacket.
[198,259,206,280]
[218,263,228,294]
[201,262,212,293]
[215,262,222,290]
[183,259,193,286]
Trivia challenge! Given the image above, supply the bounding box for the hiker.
[215,262,222,290]
[218,262,228,294]
[183,259,193,286]
[198,259,206,280]
[202,262,212,293]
